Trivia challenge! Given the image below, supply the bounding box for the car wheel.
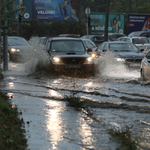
[141,69,146,81]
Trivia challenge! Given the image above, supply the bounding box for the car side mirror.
[87,48,92,53]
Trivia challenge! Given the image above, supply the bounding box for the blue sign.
[128,14,150,34]
[13,0,32,21]
[32,0,79,21]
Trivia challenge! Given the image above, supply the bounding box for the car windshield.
[8,37,29,46]
[132,38,149,44]
[51,40,85,52]
[109,43,139,52]
[84,40,96,48]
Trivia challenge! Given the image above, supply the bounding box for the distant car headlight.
[85,57,93,63]
[11,48,20,52]
[117,58,125,62]
[53,57,63,63]
[91,53,96,58]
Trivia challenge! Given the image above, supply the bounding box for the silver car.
[141,50,150,80]
[116,36,150,54]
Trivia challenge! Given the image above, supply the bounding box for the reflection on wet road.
[1,62,150,150]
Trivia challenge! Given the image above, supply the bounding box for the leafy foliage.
[109,124,140,150]
[20,21,87,40]
[0,92,27,150]
[109,0,150,14]
[1,0,30,35]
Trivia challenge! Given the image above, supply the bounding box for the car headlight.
[91,53,96,58]
[117,58,125,62]
[53,57,63,63]
[85,57,93,63]
[11,48,20,52]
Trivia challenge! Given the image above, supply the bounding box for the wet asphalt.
[1,61,150,150]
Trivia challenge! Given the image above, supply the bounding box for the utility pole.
[104,0,110,41]
[129,0,132,13]
[3,0,8,71]
[85,7,91,39]
[0,0,2,80]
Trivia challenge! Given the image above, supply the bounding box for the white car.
[116,36,150,54]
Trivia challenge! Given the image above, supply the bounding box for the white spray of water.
[24,37,50,74]
[95,51,140,78]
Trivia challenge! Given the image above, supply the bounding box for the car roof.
[121,36,148,38]
[81,38,93,41]
[7,36,24,38]
[50,37,82,41]
[104,41,132,44]
[59,34,80,38]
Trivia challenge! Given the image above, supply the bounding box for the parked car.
[106,33,126,41]
[140,50,150,80]
[116,36,150,54]
[38,37,46,45]
[97,41,145,69]
[45,37,95,74]
[128,31,150,38]
[81,35,104,46]
[58,34,80,38]
[2,36,34,62]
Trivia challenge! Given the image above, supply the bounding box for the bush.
[20,21,87,40]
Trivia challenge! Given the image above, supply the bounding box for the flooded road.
[1,61,150,150]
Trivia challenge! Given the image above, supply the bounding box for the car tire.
[141,69,146,81]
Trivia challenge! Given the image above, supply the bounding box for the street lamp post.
[2,0,8,71]
[85,7,91,39]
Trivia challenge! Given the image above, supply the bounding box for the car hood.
[51,51,90,57]
[8,45,34,51]
[115,51,145,59]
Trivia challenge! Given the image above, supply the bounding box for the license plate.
[67,65,81,68]
[130,63,140,67]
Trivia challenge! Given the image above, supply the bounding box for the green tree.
[1,0,28,36]
[0,0,2,79]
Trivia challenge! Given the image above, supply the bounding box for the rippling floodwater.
[1,61,150,150]
[1,39,150,150]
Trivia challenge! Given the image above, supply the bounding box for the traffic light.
[88,17,91,27]
[19,14,23,23]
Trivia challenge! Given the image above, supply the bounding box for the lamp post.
[2,0,8,71]
[85,7,91,39]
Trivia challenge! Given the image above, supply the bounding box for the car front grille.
[125,58,142,63]
[61,57,85,64]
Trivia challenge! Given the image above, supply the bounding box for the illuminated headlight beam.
[117,58,125,62]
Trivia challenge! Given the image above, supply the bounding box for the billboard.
[89,13,124,35]
[128,14,150,34]
[13,0,32,21]
[32,0,79,21]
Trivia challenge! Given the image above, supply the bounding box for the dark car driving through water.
[45,37,95,74]
[1,36,34,62]
[97,41,145,70]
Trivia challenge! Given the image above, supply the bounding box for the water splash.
[95,51,140,78]
[24,37,50,74]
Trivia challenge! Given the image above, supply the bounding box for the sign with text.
[32,0,79,21]
[89,13,124,35]
[128,14,150,34]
